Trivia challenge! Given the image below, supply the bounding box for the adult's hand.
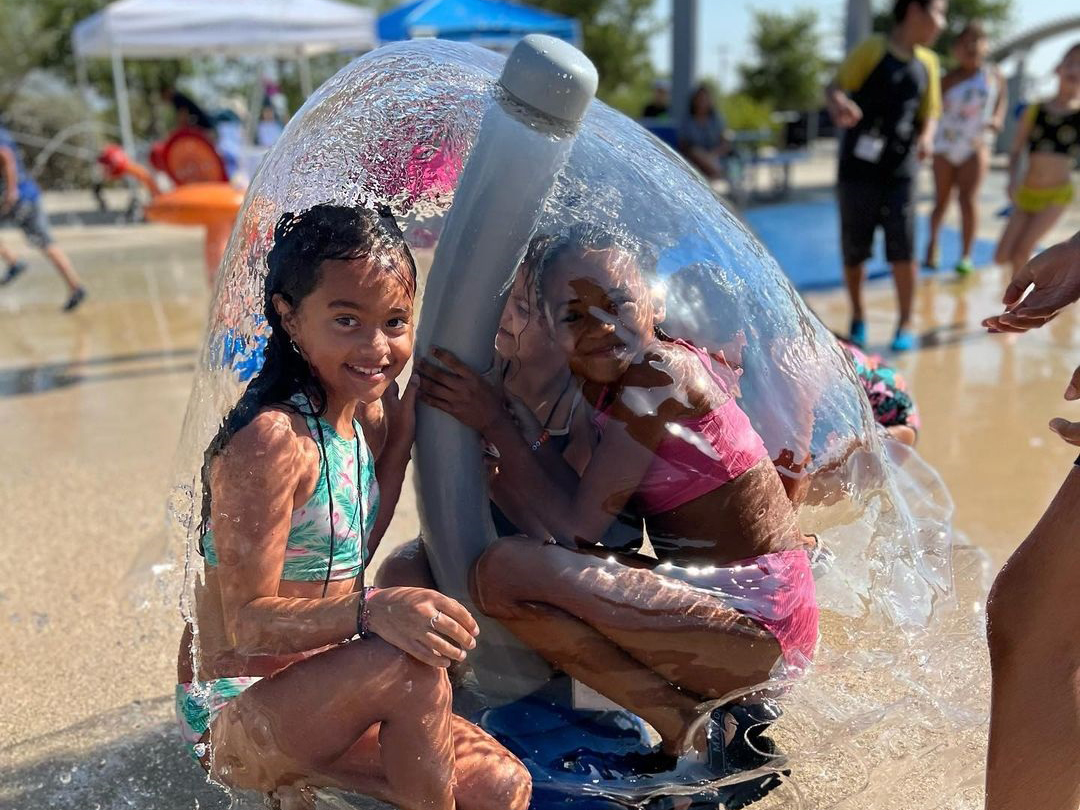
[366,586,479,668]
[1049,365,1080,447]
[983,233,1080,333]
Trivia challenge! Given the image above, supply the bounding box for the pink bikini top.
[591,339,768,516]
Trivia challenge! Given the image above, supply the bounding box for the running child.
[419,226,817,782]
[178,203,528,810]
[925,21,1005,275]
[0,125,86,311]
[994,43,1080,279]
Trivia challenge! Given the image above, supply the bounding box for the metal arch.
[990,15,1080,62]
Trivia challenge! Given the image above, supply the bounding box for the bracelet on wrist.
[356,586,378,639]
[530,430,551,452]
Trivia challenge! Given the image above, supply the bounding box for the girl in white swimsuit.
[925,21,1005,274]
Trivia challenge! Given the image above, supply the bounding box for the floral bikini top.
[201,393,379,581]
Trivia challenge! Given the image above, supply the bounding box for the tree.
[872,0,1013,59]
[529,0,660,112]
[738,9,827,112]
[0,0,188,136]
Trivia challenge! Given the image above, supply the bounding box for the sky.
[648,0,1079,96]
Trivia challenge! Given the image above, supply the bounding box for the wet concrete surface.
[1,166,1077,808]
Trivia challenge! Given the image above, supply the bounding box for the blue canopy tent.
[378,0,580,51]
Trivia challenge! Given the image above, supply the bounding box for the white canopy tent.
[72,0,378,155]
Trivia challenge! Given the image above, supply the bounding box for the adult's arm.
[985,463,1080,810]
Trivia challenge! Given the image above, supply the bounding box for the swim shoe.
[890,328,916,353]
[62,287,86,312]
[954,257,974,275]
[556,700,786,807]
[1,261,26,285]
[848,319,867,348]
[698,703,787,809]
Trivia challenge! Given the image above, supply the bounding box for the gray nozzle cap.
[498,34,598,124]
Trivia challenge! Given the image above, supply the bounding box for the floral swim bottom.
[838,338,920,432]
[175,677,262,760]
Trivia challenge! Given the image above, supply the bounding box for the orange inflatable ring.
[144,183,243,227]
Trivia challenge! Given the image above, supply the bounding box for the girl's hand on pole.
[418,347,509,435]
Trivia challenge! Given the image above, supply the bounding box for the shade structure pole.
[845,0,873,51]
[110,47,136,156]
[75,57,91,106]
[298,52,313,98]
[671,0,697,136]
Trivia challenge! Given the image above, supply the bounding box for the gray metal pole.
[298,51,314,99]
[414,35,598,703]
[671,0,697,135]
[845,0,873,52]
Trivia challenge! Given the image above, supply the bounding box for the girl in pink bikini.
[419,226,817,779]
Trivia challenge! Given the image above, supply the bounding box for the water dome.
[170,37,990,809]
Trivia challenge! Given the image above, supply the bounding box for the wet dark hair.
[498,233,556,382]
[893,0,933,24]
[1064,42,1080,62]
[197,203,416,541]
[535,224,656,299]
[534,224,668,339]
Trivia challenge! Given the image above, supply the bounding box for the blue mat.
[743,198,997,292]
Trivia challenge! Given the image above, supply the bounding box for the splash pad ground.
[0,153,1078,809]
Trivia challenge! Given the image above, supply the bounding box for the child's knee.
[469,538,521,617]
[374,538,433,589]
[468,755,532,810]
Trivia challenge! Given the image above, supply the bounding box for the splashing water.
[168,40,991,809]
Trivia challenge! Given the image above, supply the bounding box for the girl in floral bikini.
[176,204,528,810]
